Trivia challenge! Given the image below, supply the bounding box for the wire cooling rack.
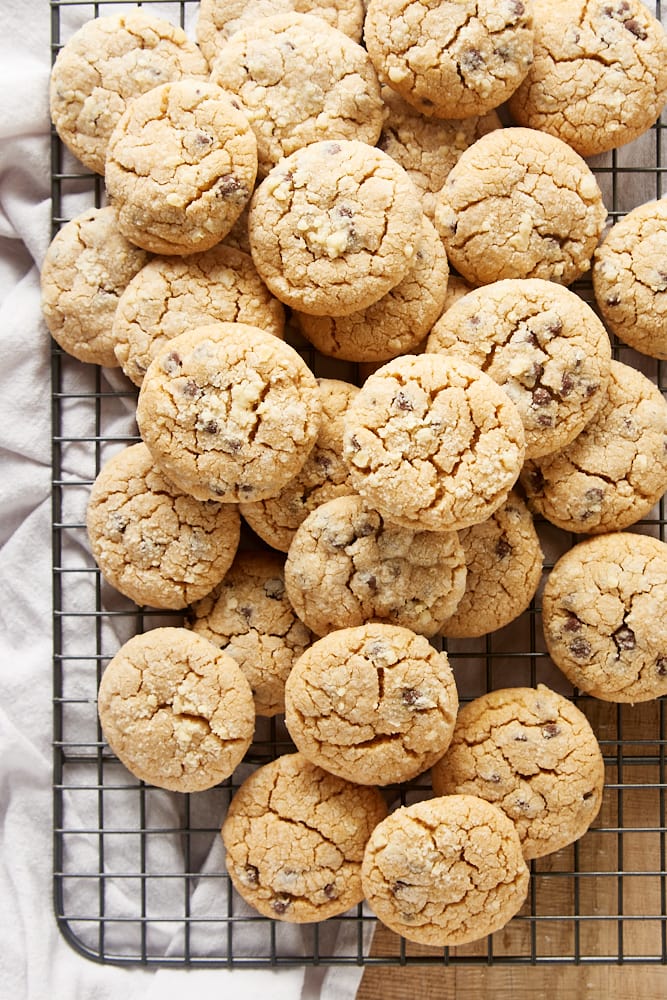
[51,0,667,970]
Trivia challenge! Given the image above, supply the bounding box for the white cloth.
[0,3,371,997]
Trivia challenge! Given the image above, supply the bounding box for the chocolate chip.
[496,538,512,558]
[584,488,604,510]
[514,732,528,742]
[323,883,338,900]
[272,896,290,915]
[524,331,539,347]
[570,638,592,660]
[349,434,361,453]
[563,613,582,633]
[657,658,667,676]
[217,174,246,200]
[584,382,600,399]
[195,131,213,146]
[461,48,484,71]
[560,373,575,397]
[527,467,545,493]
[202,420,218,434]
[613,625,636,653]
[606,293,622,307]
[625,18,647,38]
[239,605,253,622]
[362,573,378,593]
[393,390,414,411]
[391,880,410,895]
[537,413,554,427]
[488,773,501,784]
[511,0,525,15]
[264,577,285,600]
[221,437,242,454]
[533,387,552,407]
[337,205,354,219]
[163,350,182,375]
[547,318,563,336]
[244,864,259,885]
[401,687,421,707]
[182,379,201,399]
[542,723,560,739]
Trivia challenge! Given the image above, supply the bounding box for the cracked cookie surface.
[188,550,314,716]
[434,126,606,287]
[97,627,255,792]
[438,490,542,639]
[112,245,285,386]
[49,11,208,175]
[136,322,322,502]
[248,139,423,316]
[240,378,358,551]
[520,360,667,534]
[426,278,612,458]
[221,753,387,921]
[40,206,150,367]
[342,354,525,532]
[509,0,667,156]
[284,494,467,637]
[361,794,530,946]
[295,216,448,362]
[593,198,667,360]
[87,443,241,610]
[105,80,258,256]
[284,623,458,785]
[364,0,534,118]
[210,13,383,176]
[542,532,667,703]
[431,685,604,858]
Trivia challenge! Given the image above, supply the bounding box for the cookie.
[284,494,467,637]
[360,794,530,947]
[247,139,423,316]
[364,0,534,118]
[221,753,387,922]
[136,322,322,503]
[87,443,241,610]
[40,206,150,367]
[426,278,612,459]
[520,360,667,535]
[542,532,667,703]
[508,0,667,157]
[210,13,383,177]
[295,216,448,362]
[105,80,258,256]
[188,550,314,717]
[593,197,667,360]
[431,685,605,859]
[438,490,542,639]
[342,354,525,532]
[112,245,285,386]
[97,627,255,792]
[377,86,501,222]
[239,378,358,551]
[196,0,365,66]
[284,623,458,786]
[434,127,607,287]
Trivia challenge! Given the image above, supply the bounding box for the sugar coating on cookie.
[284,494,467,637]
[105,80,258,256]
[49,11,208,175]
[542,533,667,703]
[221,753,387,921]
[112,245,285,386]
[295,216,449,362]
[361,794,529,946]
[284,623,458,785]
[248,139,423,316]
[210,13,383,177]
[377,86,501,222]
[40,206,150,367]
[593,198,667,360]
[431,685,605,859]
[188,550,313,717]
[87,443,241,610]
[197,0,365,66]
[438,490,542,639]
[240,378,358,551]
[521,360,667,535]
[97,627,255,792]
[435,127,607,287]
[137,322,321,503]
[509,0,667,157]
[343,354,525,532]
[426,278,612,459]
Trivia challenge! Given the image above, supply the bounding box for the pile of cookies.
[45,0,667,949]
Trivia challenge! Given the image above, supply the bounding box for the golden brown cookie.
[105,80,258,256]
[520,360,667,534]
[542,532,667,703]
[188,550,313,717]
[136,322,322,503]
[342,354,525,532]
[40,206,150,367]
[361,794,530,946]
[284,623,458,785]
[86,443,241,610]
[434,127,607,287]
[284,494,466,637]
[431,685,605,859]
[221,753,387,922]
[97,627,255,792]
[112,245,285,386]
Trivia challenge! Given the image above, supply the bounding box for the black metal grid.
[51,0,667,969]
